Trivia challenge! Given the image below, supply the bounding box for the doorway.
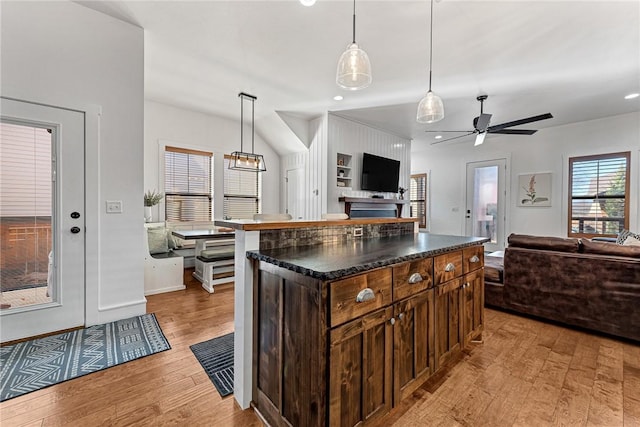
[286,168,304,220]
[465,159,507,252]
[1,98,85,342]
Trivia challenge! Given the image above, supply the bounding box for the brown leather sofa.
[485,234,640,342]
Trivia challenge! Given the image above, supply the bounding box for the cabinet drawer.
[393,258,433,301]
[434,251,462,285]
[462,246,484,274]
[436,277,463,296]
[330,268,392,327]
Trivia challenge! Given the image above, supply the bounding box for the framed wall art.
[518,172,552,207]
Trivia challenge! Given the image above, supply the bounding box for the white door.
[286,168,305,220]
[1,97,85,342]
[465,159,507,253]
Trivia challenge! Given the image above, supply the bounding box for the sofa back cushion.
[582,239,640,258]
[507,234,580,253]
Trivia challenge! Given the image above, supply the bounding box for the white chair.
[321,213,349,220]
[253,213,292,221]
[144,223,185,295]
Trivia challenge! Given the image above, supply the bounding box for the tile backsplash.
[259,222,414,250]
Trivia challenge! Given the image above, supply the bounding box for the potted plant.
[144,190,164,222]
[398,187,407,200]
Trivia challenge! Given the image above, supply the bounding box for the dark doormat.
[190,332,234,397]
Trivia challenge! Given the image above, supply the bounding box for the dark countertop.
[247,233,489,281]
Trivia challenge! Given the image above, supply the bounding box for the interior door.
[286,168,304,220]
[465,159,506,252]
[0,97,85,342]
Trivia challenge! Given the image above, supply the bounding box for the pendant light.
[229,92,266,172]
[336,0,372,90]
[416,0,444,123]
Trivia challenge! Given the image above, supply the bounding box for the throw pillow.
[623,235,640,247]
[147,227,169,254]
[616,229,640,245]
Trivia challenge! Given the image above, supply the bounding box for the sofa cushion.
[582,239,640,258]
[484,255,504,283]
[623,235,640,247]
[507,234,580,253]
[617,229,640,245]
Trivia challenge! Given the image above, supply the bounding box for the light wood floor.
[1,271,639,426]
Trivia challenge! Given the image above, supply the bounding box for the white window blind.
[224,154,261,219]
[164,146,212,222]
[0,122,52,217]
[410,173,427,228]
[568,152,629,237]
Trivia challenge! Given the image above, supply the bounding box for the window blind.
[164,146,212,222]
[569,152,629,237]
[0,123,52,217]
[410,173,427,228]
[224,154,261,219]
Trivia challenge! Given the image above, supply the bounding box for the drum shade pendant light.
[229,92,266,172]
[336,0,372,90]
[416,0,444,123]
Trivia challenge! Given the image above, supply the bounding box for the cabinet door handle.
[355,288,375,303]
[470,255,480,263]
[445,263,456,272]
[390,317,396,325]
[398,313,404,320]
[408,273,423,284]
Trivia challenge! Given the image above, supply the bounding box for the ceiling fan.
[429,95,553,146]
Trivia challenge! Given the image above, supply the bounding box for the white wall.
[411,112,640,238]
[144,100,281,219]
[1,1,146,324]
[327,114,412,216]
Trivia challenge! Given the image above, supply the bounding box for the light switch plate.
[106,200,123,213]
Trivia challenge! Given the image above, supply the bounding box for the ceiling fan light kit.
[416,0,444,124]
[336,0,372,90]
[429,94,553,146]
[229,92,267,172]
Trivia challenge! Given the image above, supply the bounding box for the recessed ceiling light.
[624,93,639,100]
[299,0,316,6]
[434,135,442,139]
[333,95,343,101]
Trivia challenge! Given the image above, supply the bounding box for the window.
[164,146,212,222]
[410,173,427,229]
[568,151,630,237]
[223,154,261,219]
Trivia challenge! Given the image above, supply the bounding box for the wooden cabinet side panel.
[282,278,325,427]
[256,269,282,407]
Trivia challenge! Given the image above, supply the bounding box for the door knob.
[70,226,81,234]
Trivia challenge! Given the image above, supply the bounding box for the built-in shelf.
[337,152,353,189]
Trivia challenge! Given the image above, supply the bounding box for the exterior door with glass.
[465,159,507,253]
[0,98,85,342]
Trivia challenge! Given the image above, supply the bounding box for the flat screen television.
[361,153,400,193]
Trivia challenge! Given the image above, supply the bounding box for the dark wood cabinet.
[252,243,484,427]
[329,306,393,427]
[462,269,484,347]
[393,289,435,405]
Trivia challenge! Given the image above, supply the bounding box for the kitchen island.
[246,233,488,427]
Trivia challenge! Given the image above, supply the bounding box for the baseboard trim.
[144,284,187,296]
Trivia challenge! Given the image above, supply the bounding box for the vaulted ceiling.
[79,0,640,155]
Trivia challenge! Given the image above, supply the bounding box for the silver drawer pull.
[408,273,423,284]
[445,262,456,272]
[356,288,375,303]
[470,255,480,263]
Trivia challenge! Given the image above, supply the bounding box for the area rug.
[190,332,234,397]
[0,313,170,402]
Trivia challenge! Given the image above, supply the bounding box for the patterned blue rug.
[0,313,170,402]
[190,332,234,397]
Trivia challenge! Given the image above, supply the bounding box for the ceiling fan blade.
[488,113,553,132]
[489,129,538,135]
[430,131,476,145]
[424,130,474,133]
[473,113,492,132]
